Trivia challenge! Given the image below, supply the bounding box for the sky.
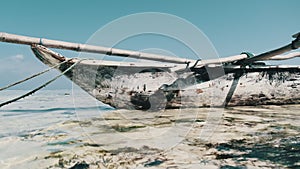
[0,0,299,89]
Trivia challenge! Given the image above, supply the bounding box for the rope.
[0,60,70,91]
[0,59,85,108]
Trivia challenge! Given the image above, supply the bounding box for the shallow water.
[0,89,299,168]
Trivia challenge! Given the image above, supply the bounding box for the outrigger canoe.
[1,32,300,110]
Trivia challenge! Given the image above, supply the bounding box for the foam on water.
[0,89,112,168]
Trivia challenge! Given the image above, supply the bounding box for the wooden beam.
[0,32,193,64]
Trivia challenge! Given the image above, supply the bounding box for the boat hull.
[32,45,300,110]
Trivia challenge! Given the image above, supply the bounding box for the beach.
[0,90,299,168]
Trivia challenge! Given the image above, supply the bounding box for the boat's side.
[31,45,300,110]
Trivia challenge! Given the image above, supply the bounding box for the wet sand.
[2,105,300,169]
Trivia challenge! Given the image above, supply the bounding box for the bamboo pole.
[270,52,300,60]
[0,32,194,64]
[241,44,294,63]
[241,32,300,64]
[0,32,299,66]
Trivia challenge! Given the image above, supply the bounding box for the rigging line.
[0,59,70,91]
[0,59,86,108]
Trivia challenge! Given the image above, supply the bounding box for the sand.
[3,104,299,168]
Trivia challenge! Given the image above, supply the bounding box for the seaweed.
[215,136,300,168]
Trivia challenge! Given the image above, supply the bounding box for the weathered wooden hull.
[32,45,300,110]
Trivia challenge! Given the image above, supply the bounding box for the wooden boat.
[1,32,300,109]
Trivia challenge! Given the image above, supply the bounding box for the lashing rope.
[0,59,85,108]
[0,59,69,91]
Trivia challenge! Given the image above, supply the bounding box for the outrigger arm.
[238,32,300,64]
[0,32,299,68]
[0,32,193,64]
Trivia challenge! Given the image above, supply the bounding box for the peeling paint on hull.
[32,45,300,110]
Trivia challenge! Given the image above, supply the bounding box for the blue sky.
[0,0,299,89]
